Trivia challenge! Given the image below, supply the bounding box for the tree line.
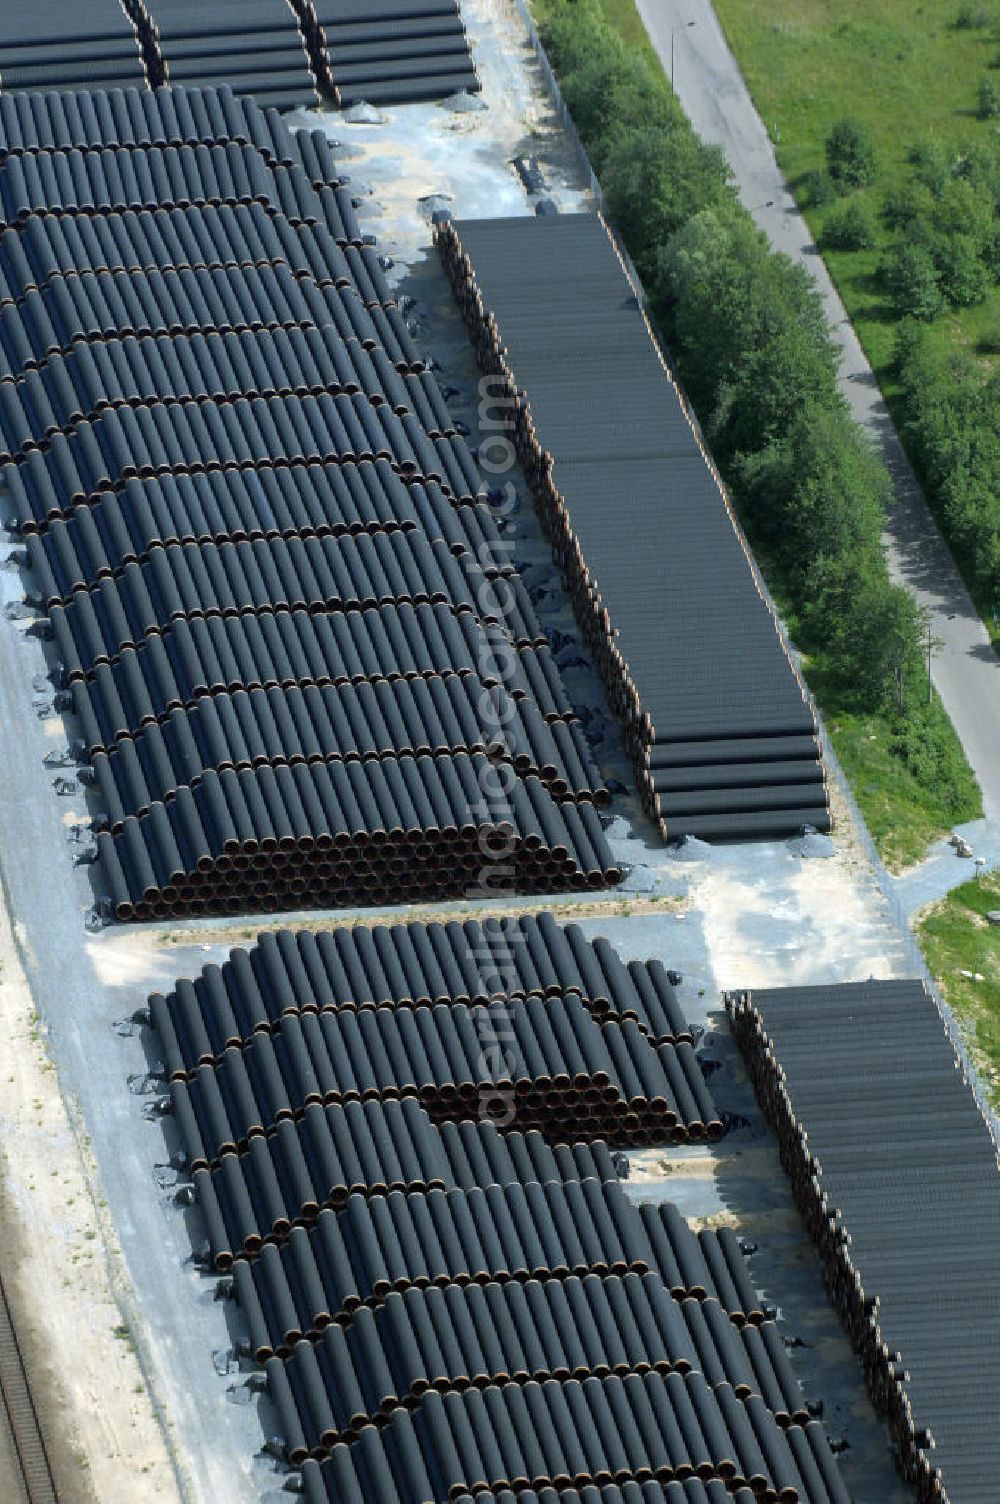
[807,115,1000,627]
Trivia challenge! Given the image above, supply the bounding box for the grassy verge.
[789,621,980,869]
[711,0,1000,645]
[530,0,982,869]
[917,869,1000,1107]
[824,707,978,871]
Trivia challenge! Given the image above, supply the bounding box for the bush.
[882,187,923,231]
[976,318,1000,353]
[802,168,836,207]
[890,700,983,812]
[734,404,888,611]
[539,0,732,286]
[600,125,730,280]
[894,324,1000,608]
[881,242,946,320]
[980,74,1000,118]
[823,199,877,250]
[804,559,924,710]
[880,153,998,313]
[939,234,991,306]
[955,2,991,26]
[659,209,840,460]
[825,117,878,190]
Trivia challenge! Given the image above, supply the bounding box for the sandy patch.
[694,845,905,993]
[0,905,181,1504]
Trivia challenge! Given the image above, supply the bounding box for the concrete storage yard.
[0,1,991,1503]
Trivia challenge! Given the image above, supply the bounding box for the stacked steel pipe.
[435,214,829,845]
[145,924,849,1503]
[230,1189,770,1355]
[0,2,154,95]
[0,86,621,919]
[142,0,326,113]
[449,1487,761,1504]
[152,921,723,1259]
[326,1372,841,1501]
[0,0,479,114]
[729,979,1000,1504]
[269,1272,811,1456]
[147,914,693,1048]
[310,0,480,107]
[192,1107,622,1266]
[164,998,719,1145]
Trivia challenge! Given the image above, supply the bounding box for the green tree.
[882,242,946,319]
[823,199,877,250]
[802,168,836,206]
[805,560,923,710]
[600,126,730,278]
[659,210,840,458]
[896,334,1000,605]
[540,9,635,148]
[825,118,878,189]
[541,1,676,159]
[979,74,1000,118]
[939,234,991,306]
[735,405,888,590]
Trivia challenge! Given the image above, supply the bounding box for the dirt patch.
[0,903,181,1503]
[693,840,906,993]
[151,892,684,951]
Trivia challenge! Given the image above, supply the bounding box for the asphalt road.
[637,0,1000,819]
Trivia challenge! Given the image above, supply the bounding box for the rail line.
[0,1269,58,1504]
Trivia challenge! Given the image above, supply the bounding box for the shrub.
[825,117,878,190]
[882,187,923,231]
[802,167,836,207]
[955,2,991,27]
[976,319,1000,353]
[804,560,924,710]
[659,209,840,460]
[734,404,888,596]
[823,199,877,250]
[600,125,730,279]
[939,234,991,306]
[882,242,946,320]
[980,74,1000,117]
[895,332,1000,608]
[890,701,983,812]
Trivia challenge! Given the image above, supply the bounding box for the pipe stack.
[729,979,1000,1504]
[309,0,480,108]
[141,0,326,112]
[190,1106,620,1266]
[132,0,483,111]
[150,922,723,1257]
[0,86,621,919]
[435,214,829,846]
[268,1272,810,1456]
[0,2,155,96]
[148,916,691,1050]
[164,996,719,1150]
[228,1186,771,1353]
[142,925,851,1503]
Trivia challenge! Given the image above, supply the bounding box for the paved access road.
[637,0,1000,819]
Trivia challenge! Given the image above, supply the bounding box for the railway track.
[0,1270,58,1504]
